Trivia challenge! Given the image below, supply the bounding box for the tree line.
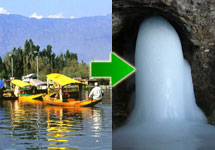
[0,39,89,81]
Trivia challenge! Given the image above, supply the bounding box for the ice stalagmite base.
[113,16,215,150]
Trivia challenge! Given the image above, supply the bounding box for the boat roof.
[47,73,82,86]
[24,73,37,78]
[30,79,46,86]
[11,79,32,88]
[0,80,3,88]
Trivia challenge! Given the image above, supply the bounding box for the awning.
[47,73,82,86]
[0,80,3,88]
[30,79,46,86]
[11,79,32,88]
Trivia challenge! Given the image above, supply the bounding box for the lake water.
[0,90,112,150]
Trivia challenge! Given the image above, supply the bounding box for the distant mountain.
[0,14,112,63]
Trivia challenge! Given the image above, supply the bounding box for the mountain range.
[0,14,112,63]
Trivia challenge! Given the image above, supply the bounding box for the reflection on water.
[0,90,112,150]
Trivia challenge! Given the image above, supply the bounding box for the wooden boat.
[18,96,43,105]
[43,73,102,107]
[0,80,18,100]
[18,93,45,101]
[11,79,46,101]
[43,95,102,107]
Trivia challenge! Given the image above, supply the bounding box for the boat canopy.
[30,79,46,87]
[11,79,32,88]
[0,80,3,88]
[47,73,82,86]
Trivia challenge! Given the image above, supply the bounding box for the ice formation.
[113,16,215,150]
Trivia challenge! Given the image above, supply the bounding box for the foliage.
[0,39,89,80]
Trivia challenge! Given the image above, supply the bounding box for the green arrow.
[91,52,136,86]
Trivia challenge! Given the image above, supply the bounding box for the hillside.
[0,14,112,62]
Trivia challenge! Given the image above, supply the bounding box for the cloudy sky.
[0,0,112,19]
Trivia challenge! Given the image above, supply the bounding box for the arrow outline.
[90,52,136,87]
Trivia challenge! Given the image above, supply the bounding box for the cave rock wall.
[113,0,215,128]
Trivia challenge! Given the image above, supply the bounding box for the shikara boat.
[11,79,46,101]
[0,80,17,100]
[43,73,102,107]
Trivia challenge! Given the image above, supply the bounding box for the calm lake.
[0,90,112,150]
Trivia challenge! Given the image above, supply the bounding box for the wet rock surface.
[113,0,215,129]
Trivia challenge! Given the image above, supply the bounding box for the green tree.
[24,40,31,75]
[55,54,64,71]
[0,56,6,79]
[4,52,13,78]
[12,47,24,78]
[37,57,51,81]
[0,56,2,71]
[1,39,89,80]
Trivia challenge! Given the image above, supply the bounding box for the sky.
[0,0,112,19]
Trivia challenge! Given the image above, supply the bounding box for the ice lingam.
[113,16,215,150]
